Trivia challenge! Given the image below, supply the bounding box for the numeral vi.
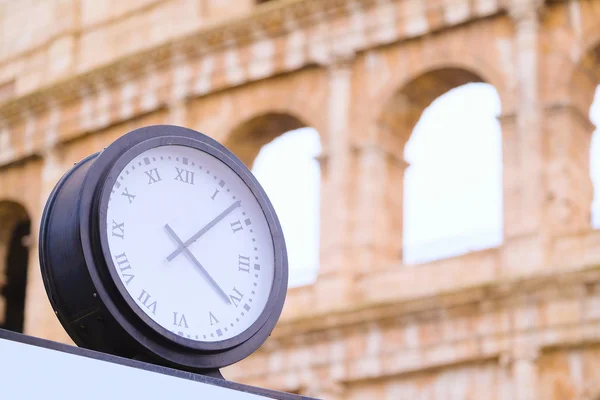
[173,312,188,328]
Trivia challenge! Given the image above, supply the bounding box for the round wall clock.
[39,125,288,375]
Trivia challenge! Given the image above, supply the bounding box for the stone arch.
[368,44,510,131]
[378,67,488,153]
[189,68,328,149]
[224,112,309,168]
[224,112,322,287]
[368,67,503,264]
[0,200,31,333]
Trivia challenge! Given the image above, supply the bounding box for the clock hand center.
[166,200,241,262]
[164,224,231,305]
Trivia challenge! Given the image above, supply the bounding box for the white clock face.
[104,144,275,343]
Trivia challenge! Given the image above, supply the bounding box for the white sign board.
[0,331,286,400]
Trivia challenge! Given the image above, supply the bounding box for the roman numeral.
[145,168,162,185]
[111,220,124,239]
[114,252,135,285]
[211,189,219,200]
[209,312,219,326]
[137,289,157,315]
[238,254,250,273]
[121,187,136,204]
[230,220,243,233]
[172,312,188,328]
[174,167,194,185]
[229,287,244,308]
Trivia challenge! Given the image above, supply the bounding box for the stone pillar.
[501,0,545,277]
[501,346,540,400]
[315,51,355,309]
[352,135,406,275]
[168,51,191,126]
[543,102,595,236]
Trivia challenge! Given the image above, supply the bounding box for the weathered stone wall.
[1,0,600,398]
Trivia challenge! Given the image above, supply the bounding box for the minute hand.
[166,200,241,261]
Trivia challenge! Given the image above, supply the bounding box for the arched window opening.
[252,128,321,288]
[403,83,503,264]
[226,115,321,288]
[0,202,30,333]
[589,85,600,228]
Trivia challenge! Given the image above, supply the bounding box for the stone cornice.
[0,0,506,123]
[271,261,600,341]
[0,0,353,120]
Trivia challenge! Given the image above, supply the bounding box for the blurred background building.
[2,0,600,398]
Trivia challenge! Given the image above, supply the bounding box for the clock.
[39,125,288,375]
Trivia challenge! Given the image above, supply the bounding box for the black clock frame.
[39,125,288,374]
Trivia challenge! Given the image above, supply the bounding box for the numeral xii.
[174,167,194,185]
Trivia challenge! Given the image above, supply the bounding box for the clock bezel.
[94,133,284,352]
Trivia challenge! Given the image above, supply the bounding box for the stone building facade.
[1,0,600,398]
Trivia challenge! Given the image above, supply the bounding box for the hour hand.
[164,224,231,305]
